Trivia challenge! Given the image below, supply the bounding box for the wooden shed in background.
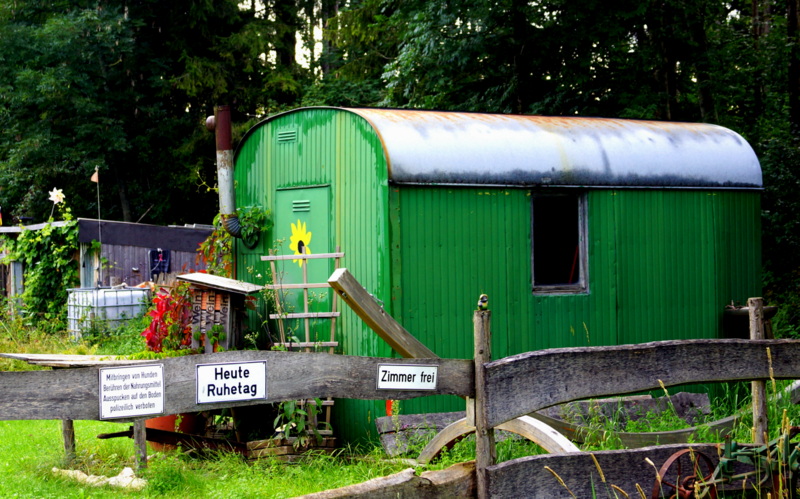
[77,219,212,287]
[230,107,763,443]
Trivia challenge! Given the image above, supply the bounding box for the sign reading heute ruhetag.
[99,364,164,419]
[376,364,438,390]
[196,360,267,404]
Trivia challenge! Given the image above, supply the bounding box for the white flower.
[48,188,65,204]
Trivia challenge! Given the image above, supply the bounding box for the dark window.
[532,194,588,294]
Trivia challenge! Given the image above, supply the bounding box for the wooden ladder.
[261,247,344,431]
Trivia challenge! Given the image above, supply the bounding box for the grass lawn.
[0,418,419,498]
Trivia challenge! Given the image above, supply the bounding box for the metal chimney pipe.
[207,105,241,238]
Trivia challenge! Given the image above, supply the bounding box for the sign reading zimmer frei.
[376,364,438,390]
[99,364,164,419]
[196,360,267,404]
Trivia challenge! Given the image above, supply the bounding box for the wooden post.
[133,419,148,470]
[61,419,75,464]
[328,269,437,358]
[749,297,768,444]
[474,310,496,499]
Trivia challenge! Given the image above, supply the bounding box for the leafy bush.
[1,206,78,332]
[141,282,194,353]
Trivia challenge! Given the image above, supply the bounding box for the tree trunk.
[789,0,800,131]
[510,0,533,114]
[115,167,132,222]
[275,0,299,70]
[688,3,717,121]
[320,0,340,76]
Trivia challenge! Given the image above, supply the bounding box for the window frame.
[531,192,589,295]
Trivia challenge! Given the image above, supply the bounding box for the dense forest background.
[1,0,799,327]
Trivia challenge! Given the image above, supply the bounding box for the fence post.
[133,419,148,470]
[749,297,768,444]
[474,310,496,499]
[61,420,75,464]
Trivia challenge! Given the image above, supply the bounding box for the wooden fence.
[1,296,799,496]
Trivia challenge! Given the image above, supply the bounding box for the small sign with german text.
[377,364,438,390]
[99,364,164,419]
[196,361,267,404]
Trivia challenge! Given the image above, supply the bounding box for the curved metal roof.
[240,107,762,189]
[349,108,761,189]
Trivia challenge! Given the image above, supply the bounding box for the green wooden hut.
[228,107,762,442]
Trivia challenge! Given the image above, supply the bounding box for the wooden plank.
[177,273,264,295]
[750,297,768,444]
[486,444,731,498]
[304,400,335,406]
[299,462,475,499]
[485,338,800,428]
[261,252,345,262]
[0,353,152,368]
[268,312,340,319]
[269,259,287,344]
[302,251,310,344]
[0,221,70,234]
[272,342,339,348]
[415,416,578,466]
[473,311,495,499]
[328,268,437,359]
[247,436,336,451]
[496,416,579,454]
[264,283,330,289]
[0,351,473,420]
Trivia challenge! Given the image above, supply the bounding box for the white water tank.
[67,287,150,339]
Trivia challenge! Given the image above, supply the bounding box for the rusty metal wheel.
[651,448,718,499]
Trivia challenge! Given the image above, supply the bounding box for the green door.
[272,187,333,345]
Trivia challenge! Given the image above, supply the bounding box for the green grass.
[0,419,553,498]
[0,419,419,498]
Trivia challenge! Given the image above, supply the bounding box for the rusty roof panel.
[347,108,762,188]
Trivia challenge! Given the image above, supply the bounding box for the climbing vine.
[196,212,234,277]
[1,203,79,331]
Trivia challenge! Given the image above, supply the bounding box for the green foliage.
[238,204,271,249]
[274,397,330,449]
[193,324,227,354]
[196,213,234,277]
[196,206,270,275]
[1,207,78,331]
[0,311,95,371]
[82,314,152,356]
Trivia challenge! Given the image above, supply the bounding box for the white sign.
[377,364,438,390]
[99,364,164,419]
[196,361,267,404]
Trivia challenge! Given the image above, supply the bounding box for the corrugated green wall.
[234,109,393,442]
[234,108,762,442]
[391,187,761,416]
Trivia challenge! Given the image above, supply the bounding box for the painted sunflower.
[289,220,312,267]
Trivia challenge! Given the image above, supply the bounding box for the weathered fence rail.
[0,351,472,421]
[2,306,799,497]
[485,338,800,429]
